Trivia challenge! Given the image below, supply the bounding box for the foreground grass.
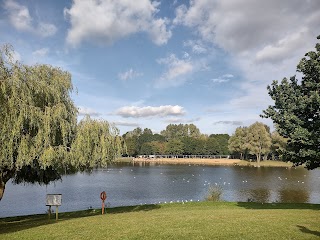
[1,202,319,240]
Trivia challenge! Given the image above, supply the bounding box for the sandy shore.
[131,158,293,167]
[133,157,242,166]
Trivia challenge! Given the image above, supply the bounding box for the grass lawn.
[1,202,319,240]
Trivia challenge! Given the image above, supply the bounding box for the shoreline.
[127,158,294,168]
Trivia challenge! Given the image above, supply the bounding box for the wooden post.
[56,206,59,221]
[48,206,51,219]
[102,201,105,214]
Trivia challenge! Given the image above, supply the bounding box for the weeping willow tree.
[0,45,124,200]
[70,116,125,171]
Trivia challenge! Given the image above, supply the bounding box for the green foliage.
[209,134,230,154]
[270,131,288,160]
[165,139,184,155]
[0,45,77,194]
[70,116,124,170]
[160,124,201,140]
[228,127,248,159]
[0,45,124,199]
[123,128,166,156]
[247,122,272,165]
[228,123,272,164]
[262,36,320,169]
[123,124,230,156]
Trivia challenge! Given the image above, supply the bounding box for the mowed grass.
[1,202,319,240]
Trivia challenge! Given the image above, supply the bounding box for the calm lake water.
[1,163,320,218]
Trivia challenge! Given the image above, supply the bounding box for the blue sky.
[1,0,320,135]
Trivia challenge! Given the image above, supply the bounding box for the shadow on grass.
[236,202,320,210]
[297,225,320,237]
[0,204,160,235]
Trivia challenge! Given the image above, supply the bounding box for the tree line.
[122,124,230,156]
[228,122,287,165]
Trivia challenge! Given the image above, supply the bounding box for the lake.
[1,163,320,218]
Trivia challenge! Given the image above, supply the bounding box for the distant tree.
[165,139,184,155]
[262,36,320,169]
[228,127,248,159]
[181,137,197,155]
[270,131,288,160]
[124,136,139,157]
[143,128,153,135]
[124,127,142,138]
[186,124,201,138]
[161,124,185,140]
[161,123,201,140]
[210,134,230,155]
[149,141,166,155]
[140,142,153,155]
[206,137,220,155]
[247,122,272,166]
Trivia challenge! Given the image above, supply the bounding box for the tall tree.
[228,127,248,159]
[0,45,77,200]
[262,36,320,169]
[0,45,124,200]
[247,122,272,166]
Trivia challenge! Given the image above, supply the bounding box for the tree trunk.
[256,154,261,167]
[0,177,5,201]
[0,170,14,201]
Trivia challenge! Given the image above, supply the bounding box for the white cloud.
[32,48,49,57]
[183,40,207,54]
[156,54,194,88]
[174,0,320,126]
[164,117,200,123]
[64,0,172,47]
[118,69,143,81]
[213,121,243,126]
[174,0,320,56]
[78,106,101,116]
[255,31,308,63]
[113,121,140,127]
[4,0,57,37]
[115,105,185,118]
[211,78,229,84]
[211,73,233,84]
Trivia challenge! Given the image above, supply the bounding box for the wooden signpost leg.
[56,206,58,221]
[48,206,51,219]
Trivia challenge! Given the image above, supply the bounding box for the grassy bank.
[1,202,319,239]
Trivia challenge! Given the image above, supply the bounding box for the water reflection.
[0,163,319,218]
[246,189,270,203]
[278,189,309,203]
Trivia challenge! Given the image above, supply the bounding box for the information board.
[46,194,62,206]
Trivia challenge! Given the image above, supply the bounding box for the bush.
[206,186,223,202]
